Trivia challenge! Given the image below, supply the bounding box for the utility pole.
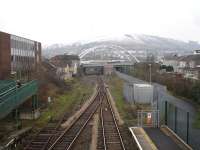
[149,64,152,84]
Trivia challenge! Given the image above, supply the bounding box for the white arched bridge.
[78,44,140,63]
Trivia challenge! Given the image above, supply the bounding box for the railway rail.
[24,78,126,150]
[48,93,101,150]
[97,87,126,150]
[24,111,70,150]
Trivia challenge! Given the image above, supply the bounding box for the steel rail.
[46,89,100,150]
[100,97,107,150]
[65,98,102,150]
[24,88,100,150]
[66,90,105,150]
[24,107,72,150]
[48,88,103,150]
[23,77,103,150]
[104,88,126,150]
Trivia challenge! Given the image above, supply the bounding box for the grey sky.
[0,0,199,45]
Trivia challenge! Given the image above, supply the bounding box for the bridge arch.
[78,44,139,62]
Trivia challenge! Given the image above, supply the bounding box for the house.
[177,54,200,80]
[162,55,179,72]
[193,50,200,55]
[182,68,200,80]
[50,55,80,80]
[178,55,200,69]
[161,51,200,80]
[56,65,72,80]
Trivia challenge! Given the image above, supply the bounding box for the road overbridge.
[81,61,134,75]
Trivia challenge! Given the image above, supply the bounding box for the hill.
[43,34,200,58]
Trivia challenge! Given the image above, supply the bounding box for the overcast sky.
[0,0,199,45]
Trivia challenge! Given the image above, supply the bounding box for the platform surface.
[144,128,181,150]
[129,127,157,150]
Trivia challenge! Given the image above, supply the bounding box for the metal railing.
[0,80,16,96]
[0,80,38,119]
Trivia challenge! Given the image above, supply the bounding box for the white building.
[50,55,80,80]
[177,54,200,80]
[193,50,200,55]
[133,84,154,104]
[162,55,179,72]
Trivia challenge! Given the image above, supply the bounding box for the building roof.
[50,55,80,67]
[164,55,179,61]
[0,31,41,43]
[182,67,200,71]
[179,54,200,63]
[194,50,200,54]
[164,53,200,64]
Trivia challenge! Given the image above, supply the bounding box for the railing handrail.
[0,81,16,93]
[0,80,38,119]
[0,86,16,98]
[0,80,37,99]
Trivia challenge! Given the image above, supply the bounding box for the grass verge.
[105,74,138,126]
[23,77,94,129]
[193,109,200,128]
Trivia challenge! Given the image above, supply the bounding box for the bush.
[191,83,200,103]
[130,63,200,105]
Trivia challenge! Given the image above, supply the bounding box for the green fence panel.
[0,80,38,119]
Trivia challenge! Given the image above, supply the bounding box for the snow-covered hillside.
[43,34,200,59]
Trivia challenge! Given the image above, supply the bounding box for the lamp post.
[149,64,152,84]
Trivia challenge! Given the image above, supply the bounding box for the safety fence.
[0,80,38,119]
[119,72,200,150]
[157,91,200,150]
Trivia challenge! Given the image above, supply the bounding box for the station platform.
[144,127,181,150]
[129,126,192,150]
[129,127,157,150]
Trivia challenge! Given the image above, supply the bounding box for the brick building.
[0,31,41,80]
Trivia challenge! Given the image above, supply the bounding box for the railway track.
[48,93,101,150]
[97,87,126,150]
[24,78,126,150]
[24,112,70,150]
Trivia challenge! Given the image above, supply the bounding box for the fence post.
[32,95,38,111]
[165,101,168,125]
[15,109,20,129]
[137,111,139,127]
[36,95,39,109]
[141,111,143,127]
[158,110,160,128]
[175,106,177,133]
[32,96,35,111]
[186,112,189,144]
